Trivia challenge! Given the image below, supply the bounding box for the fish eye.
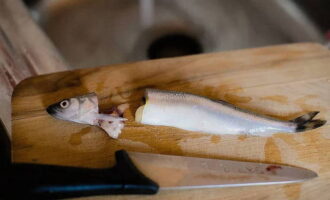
[60,100,70,108]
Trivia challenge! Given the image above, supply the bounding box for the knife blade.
[0,150,317,199]
[128,151,317,190]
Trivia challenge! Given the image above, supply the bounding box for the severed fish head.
[46,93,99,124]
[47,93,128,139]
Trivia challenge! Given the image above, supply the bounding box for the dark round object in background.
[22,0,41,7]
[147,34,203,59]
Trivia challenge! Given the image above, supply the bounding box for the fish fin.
[291,111,326,132]
[97,115,127,139]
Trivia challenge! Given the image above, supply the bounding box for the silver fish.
[47,93,128,139]
[135,89,326,136]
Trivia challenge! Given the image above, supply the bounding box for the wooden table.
[12,43,330,199]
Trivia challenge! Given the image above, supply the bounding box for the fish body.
[47,93,127,138]
[136,89,326,136]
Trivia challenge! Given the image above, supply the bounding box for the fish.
[135,89,326,136]
[46,93,128,139]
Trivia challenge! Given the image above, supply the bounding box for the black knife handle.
[0,150,159,199]
[0,119,11,169]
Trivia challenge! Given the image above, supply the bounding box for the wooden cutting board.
[12,43,330,200]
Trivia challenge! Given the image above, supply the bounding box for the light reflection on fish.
[135,89,326,136]
[47,93,128,139]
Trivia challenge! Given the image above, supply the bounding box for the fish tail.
[291,111,326,132]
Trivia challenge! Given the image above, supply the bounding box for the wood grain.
[12,43,330,199]
[0,0,68,134]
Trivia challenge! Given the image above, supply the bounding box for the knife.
[0,119,317,199]
[0,119,11,169]
[0,149,317,199]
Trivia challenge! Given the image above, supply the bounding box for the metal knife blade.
[128,152,317,190]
